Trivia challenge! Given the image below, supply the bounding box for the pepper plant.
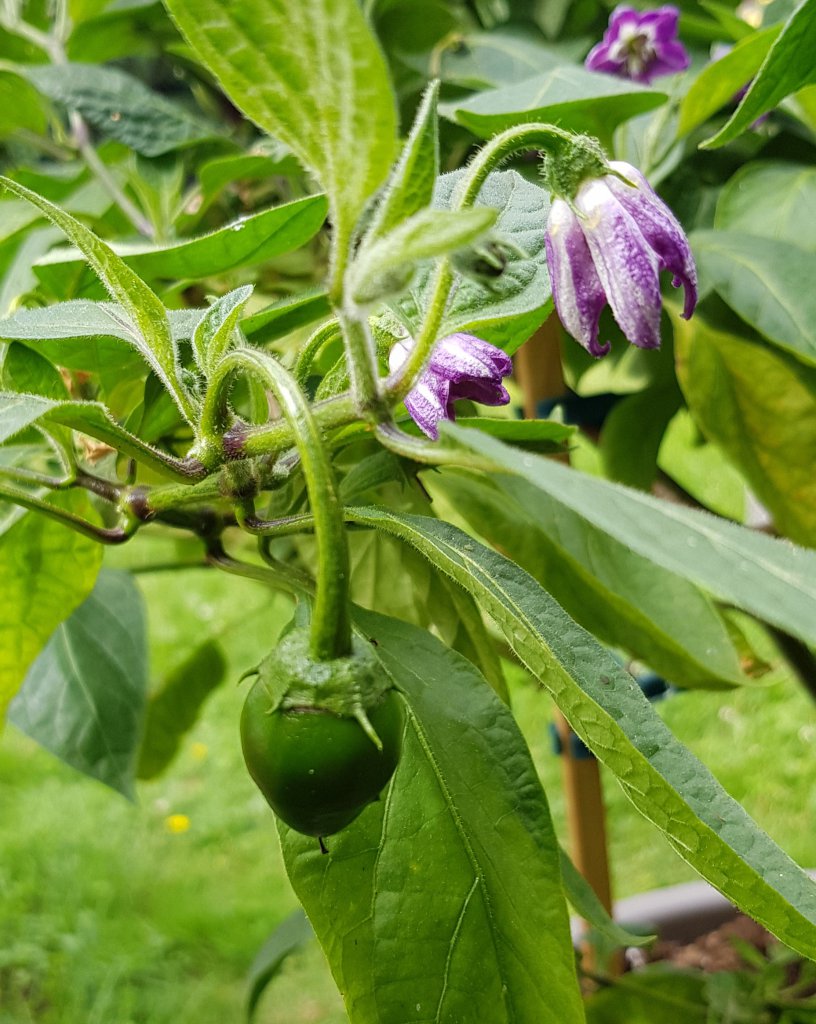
[2,0,816,1021]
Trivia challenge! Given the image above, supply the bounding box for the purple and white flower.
[545,160,697,356]
[585,5,690,84]
[389,332,511,440]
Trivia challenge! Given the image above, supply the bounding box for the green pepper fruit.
[241,627,403,839]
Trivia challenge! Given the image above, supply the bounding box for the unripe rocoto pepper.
[241,627,403,842]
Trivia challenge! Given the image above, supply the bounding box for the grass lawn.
[2,543,815,1023]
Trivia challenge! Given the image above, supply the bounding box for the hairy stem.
[203,348,351,660]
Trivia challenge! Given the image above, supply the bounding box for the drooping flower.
[585,5,690,84]
[389,332,512,440]
[545,160,697,356]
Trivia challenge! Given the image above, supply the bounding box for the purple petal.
[450,378,511,407]
[431,333,511,382]
[545,199,610,357]
[607,161,697,319]
[404,374,451,439]
[445,333,513,376]
[640,6,681,42]
[574,180,662,350]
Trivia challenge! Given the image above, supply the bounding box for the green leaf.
[0,391,192,479]
[452,416,575,452]
[192,285,253,376]
[599,384,681,490]
[585,966,708,1024]
[0,300,201,377]
[392,169,552,353]
[366,80,439,242]
[279,608,584,1024]
[0,391,55,444]
[691,229,816,366]
[672,307,816,547]
[34,193,328,289]
[0,491,102,719]
[677,26,780,136]
[0,176,195,422]
[657,410,748,522]
[714,161,816,248]
[347,508,816,959]
[137,639,227,780]
[242,289,331,345]
[164,0,397,249]
[9,570,147,797]
[350,206,497,305]
[22,62,220,157]
[703,0,816,147]
[431,469,753,690]
[434,31,582,90]
[0,68,48,137]
[436,425,816,650]
[558,848,652,950]
[246,910,315,1022]
[443,67,666,144]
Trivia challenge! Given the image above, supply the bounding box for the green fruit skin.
[241,683,403,837]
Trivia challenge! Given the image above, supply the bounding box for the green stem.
[0,464,72,489]
[293,318,342,388]
[0,482,134,544]
[337,310,386,419]
[375,421,497,470]
[208,540,313,599]
[238,393,357,460]
[386,122,573,406]
[202,348,351,660]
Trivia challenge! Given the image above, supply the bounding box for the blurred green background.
[2,541,815,1024]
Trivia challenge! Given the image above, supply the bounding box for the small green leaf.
[137,639,227,780]
[242,289,331,345]
[192,285,253,376]
[703,0,816,147]
[22,62,220,157]
[657,410,747,522]
[0,176,195,422]
[691,230,816,366]
[0,491,102,719]
[366,80,439,241]
[672,307,816,547]
[599,384,681,490]
[392,169,552,353]
[452,416,575,452]
[9,570,147,797]
[280,608,584,1024]
[164,0,397,251]
[443,67,666,143]
[559,848,652,949]
[348,508,816,959]
[678,26,780,136]
[246,910,315,1022]
[350,206,497,305]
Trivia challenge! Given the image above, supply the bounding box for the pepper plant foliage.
[2,0,816,1020]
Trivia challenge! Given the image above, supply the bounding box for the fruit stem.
[203,349,352,660]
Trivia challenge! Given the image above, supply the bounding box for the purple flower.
[585,5,690,84]
[545,160,697,356]
[389,332,511,440]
